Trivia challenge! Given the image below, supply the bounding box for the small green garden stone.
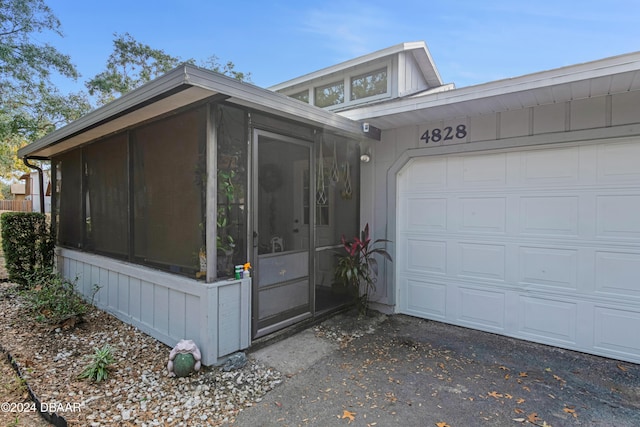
[172,353,196,377]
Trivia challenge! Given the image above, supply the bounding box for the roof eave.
[18,66,193,159]
[19,64,373,159]
[340,51,640,127]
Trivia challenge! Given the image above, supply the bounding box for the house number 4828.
[420,124,467,144]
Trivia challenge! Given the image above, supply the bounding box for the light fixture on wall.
[360,151,371,163]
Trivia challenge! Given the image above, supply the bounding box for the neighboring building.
[10,182,26,200]
[18,42,640,365]
[24,170,52,213]
[9,171,51,212]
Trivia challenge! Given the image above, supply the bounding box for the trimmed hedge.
[1,212,55,285]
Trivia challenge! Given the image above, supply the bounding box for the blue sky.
[44,0,640,94]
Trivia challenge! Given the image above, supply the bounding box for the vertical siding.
[612,91,640,125]
[218,284,241,356]
[168,289,186,339]
[129,278,141,321]
[140,280,154,327]
[153,285,169,335]
[571,97,607,130]
[57,248,251,366]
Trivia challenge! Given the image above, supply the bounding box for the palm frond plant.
[334,223,392,315]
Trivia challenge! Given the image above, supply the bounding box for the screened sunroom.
[18,64,374,365]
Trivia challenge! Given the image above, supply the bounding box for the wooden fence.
[0,200,33,212]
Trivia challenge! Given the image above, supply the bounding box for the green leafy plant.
[21,269,87,326]
[1,212,54,286]
[79,345,115,383]
[217,169,237,253]
[334,223,392,315]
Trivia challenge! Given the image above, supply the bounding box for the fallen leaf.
[435,423,450,427]
[553,375,565,383]
[516,398,526,404]
[519,372,528,378]
[563,407,578,418]
[499,365,510,371]
[514,408,524,414]
[505,393,513,399]
[513,418,526,423]
[342,410,356,423]
[488,391,503,398]
[617,364,628,372]
[505,374,511,380]
[527,413,539,423]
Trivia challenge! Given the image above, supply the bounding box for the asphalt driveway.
[235,312,640,427]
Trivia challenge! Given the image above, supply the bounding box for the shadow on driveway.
[237,313,640,427]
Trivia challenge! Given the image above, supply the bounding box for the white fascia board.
[269,41,442,91]
[19,64,371,159]
[341,51,640,122]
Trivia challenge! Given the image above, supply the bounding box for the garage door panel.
[458,243,505,281]
[519,247,578,290]
[459,197,506,233]
[406,238,446,274]
[454,153,507,187]
[597,141,640,183]
[405,197,447,231]
[520,196,579,236]
[518,296,578,344]
[521,147,580,185]
[404,157,446,191]
[596,194,640,239]
[595,251,640,297]
[458,287,505,330]
[594,306,640,358]
[402,278,446,319]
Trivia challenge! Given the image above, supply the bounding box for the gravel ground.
[0,281,283,426]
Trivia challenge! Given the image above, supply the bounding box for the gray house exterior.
[19,42,640,365]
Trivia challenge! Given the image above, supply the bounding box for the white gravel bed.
[0,283,282,426]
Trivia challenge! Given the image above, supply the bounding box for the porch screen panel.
[132,107,206,275]
[56,149,83,248]
[216,104,248,278]
[84,133,128,257]
[324,136,360,245]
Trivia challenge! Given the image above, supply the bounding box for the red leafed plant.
[334,223,392,315]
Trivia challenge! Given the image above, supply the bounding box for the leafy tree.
[0,0,90,178]
[85,32,182,105]
[199,54,251,83]
[87,32,252,106]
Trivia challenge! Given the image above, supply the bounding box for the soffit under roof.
[339,51,640,129]
[19,65,372,159]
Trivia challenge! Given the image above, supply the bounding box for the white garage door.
[396,138,640,364]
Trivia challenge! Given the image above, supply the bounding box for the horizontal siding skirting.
[56,247,251,366]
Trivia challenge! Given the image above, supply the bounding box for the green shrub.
[79,345,115,382]
[21,269,87,325]
[1,212,55,285]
